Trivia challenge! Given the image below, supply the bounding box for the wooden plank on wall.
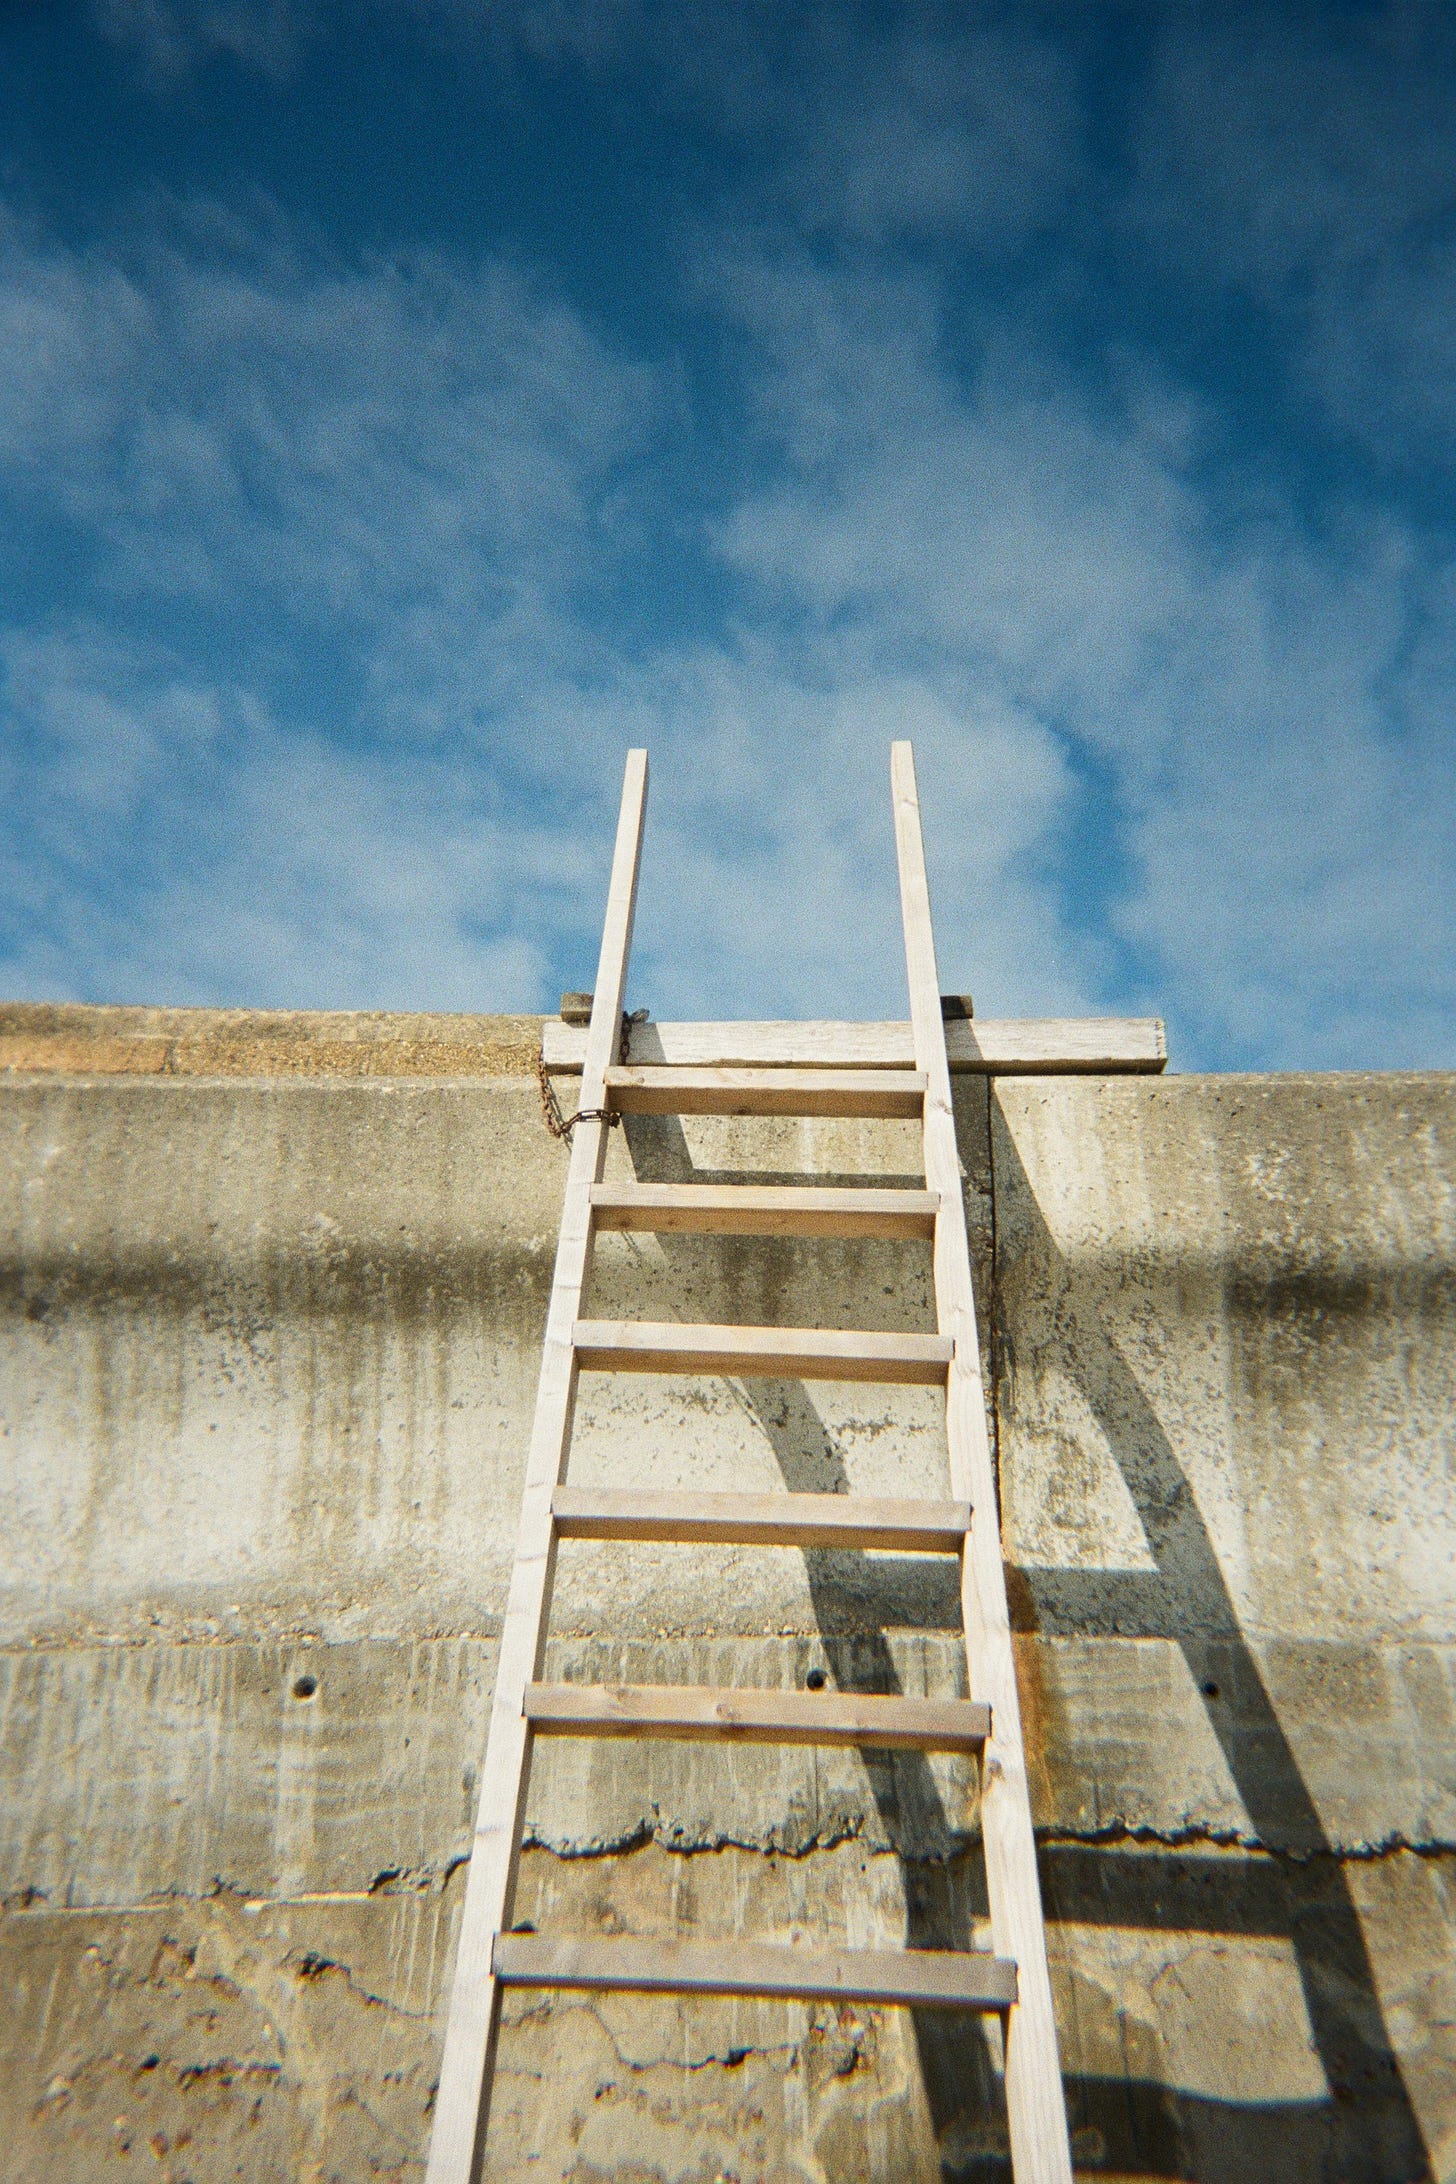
[573,1318,953,1384]
[603,1066,927,1117]
[524,1681,991,1750]
[589,1182,939,1236]
[543,1016,1167,1074]
[551,1486,971,1552]
[494,1933,1019,2010]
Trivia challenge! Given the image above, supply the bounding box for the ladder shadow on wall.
[613,1101,1012,2178]
[608,1098,1434,2184]
[989,1119,1430,2184]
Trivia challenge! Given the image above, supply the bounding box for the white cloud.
[0,613,1075,1024]
[1,44,1453,1067]
[0,207,657,658]
[0,625,582,1009]
[92,0,315,81]
[707,251,1456,1066]
[1136,9,1456,460]
[554,647,1081,1022]
[0,209,662,1009]
[791,20,1079,248]
[0,193,1088,1024]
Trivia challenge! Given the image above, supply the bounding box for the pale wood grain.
[524,1681,990,1750]
[892,741,1074,2184]
[551,1486,970,1551]
[603,1064,927,1115]
[544,1016,1166,1073]
[573,1317,953,1383]
[431,741,1080,2184]
[589,1181,939,1237]
[493,1932,1018,2010]
[424,752,649,2184]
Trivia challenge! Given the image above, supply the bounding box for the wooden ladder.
[426,743,1074,2184]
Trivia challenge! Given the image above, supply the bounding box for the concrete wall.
[0,1010,1451,2182]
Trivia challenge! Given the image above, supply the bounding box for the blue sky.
[1,1,1453,1067]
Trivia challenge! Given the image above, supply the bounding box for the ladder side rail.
[890,742,1074,2184]
[425,749,649,2184]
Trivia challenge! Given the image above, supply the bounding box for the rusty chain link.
[536,1008,648,1139]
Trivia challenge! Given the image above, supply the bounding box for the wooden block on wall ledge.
[542,1015,1167,1074]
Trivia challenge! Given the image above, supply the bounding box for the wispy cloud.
[790,18,1080,248]
[709,241,1456,1063]
[0,624,591,1008]
[2,5,1453,1063]
[1136,7,1456,463]
[93,0,315,82]
[0,204,658,659]
[0,206,659,1005]
[0,186,1087,1025]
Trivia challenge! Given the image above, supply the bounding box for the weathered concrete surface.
[0,1022,1453,2180]
[995,1072,1456,2183]
[0,1000,545,1078]
[1,1076,558,1646]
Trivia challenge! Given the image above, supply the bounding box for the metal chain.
[536,1008,648,1139]
[535,1049,617,1139]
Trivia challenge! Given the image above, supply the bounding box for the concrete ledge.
[0,1002,546,1078]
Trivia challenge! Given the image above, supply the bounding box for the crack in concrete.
[343,2085,425,2160]
[1038,1821,1456,1862]
[520,1814,880,1861]
[284,1948,432,2021]
[13,1820,1449,1932]
[500,1993,807,2079]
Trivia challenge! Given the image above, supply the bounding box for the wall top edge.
[0,1003,548,1079]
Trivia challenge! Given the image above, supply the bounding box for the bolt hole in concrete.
[1202,1679,1220,1699]
[805,1667,827,1691]
[292,1674,319,1700]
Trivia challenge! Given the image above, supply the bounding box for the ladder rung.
[573,1320,953,1384]
[590,1182,938,1238]
[605,1066,926,1117]
[524,1681,990,1751]
[493,1933,1018,2011]
[552,1487,970,1552]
